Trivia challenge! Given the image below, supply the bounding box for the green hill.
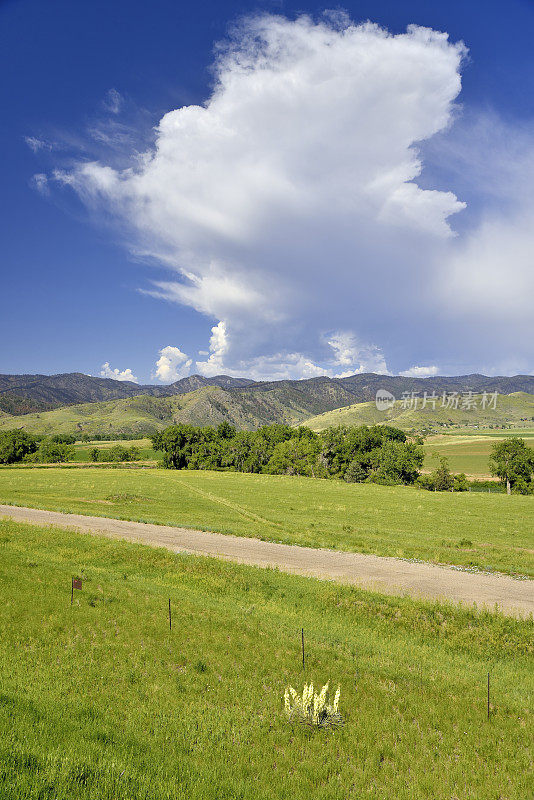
[303,392,534,433]
[0,389,238,437]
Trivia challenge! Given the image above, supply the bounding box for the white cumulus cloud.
[195,321,229,377]
[54,12,534,377]
[155,346,193,382]
[100,362,138,382]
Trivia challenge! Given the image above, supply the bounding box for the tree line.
[0,431,75,464]
[152,423,534,492]
[151,422,426,485]
[1,424,532,493]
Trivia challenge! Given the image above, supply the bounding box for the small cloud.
[100,361,138,382]
[327,331,389,375]
[25,136,52,153]
[399,365,439,378]
[32,173,49,195]
[103,88,123,115]
[155,346,192,382]
[195,321,229,377]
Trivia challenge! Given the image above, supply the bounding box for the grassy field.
[0,468,532,577]
[304,392,534,433]
[423,430,534,477]
[72,439,160,463]
[0,518,532,799]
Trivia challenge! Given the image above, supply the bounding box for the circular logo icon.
[375,389,395,412]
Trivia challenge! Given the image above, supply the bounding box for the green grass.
[72,439,160,463]
[0,518,532,799]
[0,467,532,577]
[424,431,534,477]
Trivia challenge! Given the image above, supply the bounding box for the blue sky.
[1,0,533,383]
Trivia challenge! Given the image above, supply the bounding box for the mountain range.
[1,371,533,415]
[0,371,533,436]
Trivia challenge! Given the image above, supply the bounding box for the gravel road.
[1,504,532,618]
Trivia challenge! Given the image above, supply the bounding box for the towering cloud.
[100,362,138,382]
[57,13,533,377]
[155,346,193,382]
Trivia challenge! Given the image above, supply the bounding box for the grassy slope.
[423,431,534,477]
[304,392,534,432]
[0,389,258,437]
[72,439,160,463]
[0,518,532,800]
[0,468,532,577]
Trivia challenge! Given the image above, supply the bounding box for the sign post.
[71,577,82,605]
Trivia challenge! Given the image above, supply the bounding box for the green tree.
[153,424,203,469]
[489,437,534,495]
[108,445,129,462]
[265,436,322,477]
[431,455,454,491]
[0,430,38,464]
[89,447,100,462]
[50,434,76,445]
[453,473,469,492]
[417,455,459,492]
[33,439,73,463]
[370,440,424,485]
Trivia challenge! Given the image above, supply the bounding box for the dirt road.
[1,504,532,618]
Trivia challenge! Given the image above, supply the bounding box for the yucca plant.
[284,682,343,729]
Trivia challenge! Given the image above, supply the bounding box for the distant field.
[304,392,534,432]
[72,439,160,463]
[0,468,532,577]
[0,518,532,799]
[423,431,534,477]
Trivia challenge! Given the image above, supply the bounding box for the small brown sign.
[72,578,82,590]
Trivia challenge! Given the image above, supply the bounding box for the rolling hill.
[303,391,534,432]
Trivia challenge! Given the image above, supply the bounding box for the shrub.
[453,473,469,492]
[416,474,435,491]
[284,682,343,729]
